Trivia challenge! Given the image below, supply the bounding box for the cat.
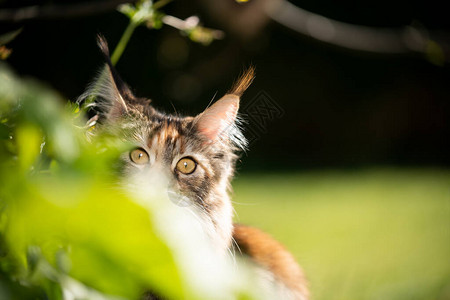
[79,36,309,300]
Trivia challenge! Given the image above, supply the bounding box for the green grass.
[232,168,450,300]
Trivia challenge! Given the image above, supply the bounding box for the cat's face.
[115,108,239,252]
[81,38,254,253]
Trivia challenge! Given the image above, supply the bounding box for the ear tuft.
[77,35,136,122]
[195,68,255,149]
[228,66,255,97]
[97,34,111,60]
[95,35,135,102]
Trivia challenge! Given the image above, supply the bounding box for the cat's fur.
[79,37,308,300]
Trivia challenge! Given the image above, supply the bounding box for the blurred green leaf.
[0,28,22,46]
[0,49,253,300]
[425,40,445,66]
[15,123,42,171]
[0,63,184,299]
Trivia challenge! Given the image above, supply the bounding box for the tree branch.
[0,0,137,23]
[265,0,449,62]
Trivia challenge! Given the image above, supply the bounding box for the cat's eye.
[176,157,197,174]
[130,148,149,164]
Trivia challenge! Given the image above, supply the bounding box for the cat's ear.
[196,94,241,142]
[78,35,135,121]
[195,67,255,145]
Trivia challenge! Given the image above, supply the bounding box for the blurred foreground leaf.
[0,61,257,300]
[0,63,184,299]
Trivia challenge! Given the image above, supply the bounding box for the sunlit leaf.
[15,123,42,171]
[0,28,23,46]
[0,49,254,300]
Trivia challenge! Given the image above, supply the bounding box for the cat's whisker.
[204,91,218,110]
[227,245,237,266]
[194,194,209,211]
[231,235,242,256]
[231,201,258,205]
[169,100,178,117]
[185,90,218,137]
[230,204,239,222]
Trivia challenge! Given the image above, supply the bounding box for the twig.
[111,20,138,65]
[162,15,225,40]
[265,0,449,62]
[0,0,137,22]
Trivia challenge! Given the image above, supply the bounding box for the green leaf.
[15,123,42,171]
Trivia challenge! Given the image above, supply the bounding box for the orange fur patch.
[233,224,309,299]
[228,66,255,97]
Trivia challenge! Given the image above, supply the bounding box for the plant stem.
[111,20,139,65]
[153,0,172,10]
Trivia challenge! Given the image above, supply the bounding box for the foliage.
[0,2,254,299]
[0,63,256,300]
[112,0,223,65]
[0,62,169,299]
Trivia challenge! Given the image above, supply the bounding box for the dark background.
[1,0,449,170]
